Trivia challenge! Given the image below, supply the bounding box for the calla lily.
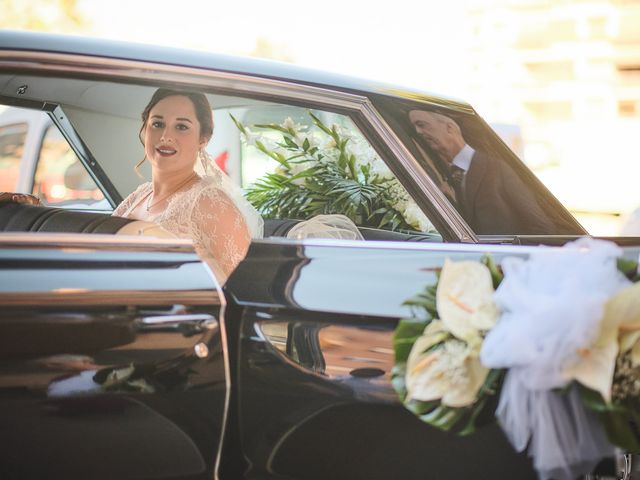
[406,320,489,407]
[563,281,640,402]
[614,282,640,365]
[436,258,499,346]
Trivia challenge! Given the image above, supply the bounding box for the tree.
[1,0,90,32]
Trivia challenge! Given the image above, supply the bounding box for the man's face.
[409,110,448,158]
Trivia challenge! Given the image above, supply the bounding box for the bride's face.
[143,95,207,174]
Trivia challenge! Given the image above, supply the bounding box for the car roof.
[0,29,472,112]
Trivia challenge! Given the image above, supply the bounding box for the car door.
[223,239,542,480]
[0,233,227,480]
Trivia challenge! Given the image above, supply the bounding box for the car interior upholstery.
[0,202,134,234]
[0,74,443,243]
[0,204,441,242]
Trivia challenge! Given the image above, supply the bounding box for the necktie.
[449,165,466,210]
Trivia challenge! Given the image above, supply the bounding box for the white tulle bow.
[481,238,630,479]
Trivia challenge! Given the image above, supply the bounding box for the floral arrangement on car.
[231,113,434,233]
[392,238,640,480]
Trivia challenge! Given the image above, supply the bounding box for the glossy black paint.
[0,30,637,480]
[0,239,225,479]
[224,240,538,479]
[225,240,640,479]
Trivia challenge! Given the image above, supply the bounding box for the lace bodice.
[113,176,253,283]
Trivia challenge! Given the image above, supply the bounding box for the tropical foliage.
[231,112,434,232]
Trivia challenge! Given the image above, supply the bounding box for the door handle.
[136,313,218,336]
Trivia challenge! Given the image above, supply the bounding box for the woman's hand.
[0,192,42,205]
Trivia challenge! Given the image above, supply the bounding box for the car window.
[215,104,438,235]
[0,122,27,192]
[373,96,584,236]
[32,125,106,209]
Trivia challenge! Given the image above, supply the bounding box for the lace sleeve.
[188,186,252,282]
[112,183,149,218]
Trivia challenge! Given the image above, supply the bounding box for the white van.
[0,105,109,210]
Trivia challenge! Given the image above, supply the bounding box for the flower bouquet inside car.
[392,238,640,480]
[231,112,435,233]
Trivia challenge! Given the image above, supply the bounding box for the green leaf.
[458,396,489,436]
[254,123,292,134]
[600,409,640,451]
[420,404,464,431]
[393,317,430,362]
[617,257,639,280]
[282,136,299,149]
[481,254,503,288]
[407,399,440,416]
[228,113,246,134]
[391,363,407,402]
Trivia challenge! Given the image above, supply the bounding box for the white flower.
[242,127,259,147]
[281,117,305,132]
[564,280,640,402]
[480,238,631,396]
[322,137,337,149]
[406,321,489,407]
[402,201,436,233]
[368,156,394,179]
[436,258,499,348]
[281,117,296,130]
[295,131,317,148]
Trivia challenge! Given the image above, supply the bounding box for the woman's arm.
[189,188,252,283]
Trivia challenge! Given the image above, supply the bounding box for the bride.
[113,88,263,283]
[2,88,363,282]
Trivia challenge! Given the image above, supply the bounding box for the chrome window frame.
[0,50,477,242]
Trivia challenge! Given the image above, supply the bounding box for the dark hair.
[135,88,213,173]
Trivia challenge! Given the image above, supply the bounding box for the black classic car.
[1,30,638,480]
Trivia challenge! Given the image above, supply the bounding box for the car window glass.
[0,122,27,192]
[214,104,438,235]
[374,97,584,236]
[32,125,107,209]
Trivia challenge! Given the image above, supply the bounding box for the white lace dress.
[113,176,254,283]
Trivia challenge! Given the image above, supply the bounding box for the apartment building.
[465,0,640,234]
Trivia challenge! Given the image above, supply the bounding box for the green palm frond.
[235,112,421,231]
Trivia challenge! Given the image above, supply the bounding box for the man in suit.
[408,109,556,235]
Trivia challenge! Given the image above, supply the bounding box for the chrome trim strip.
[139,313,216,325]
[0,51,371,110]
[252,236,550,255]
[0,232,196,252]
[0,50,475,242]
[213,278,230,480]
[0,289,220,307]
[47,104,121,205]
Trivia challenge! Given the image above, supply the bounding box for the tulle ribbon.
[481,238,631,479]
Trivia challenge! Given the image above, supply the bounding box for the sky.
[78,0,475,100]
